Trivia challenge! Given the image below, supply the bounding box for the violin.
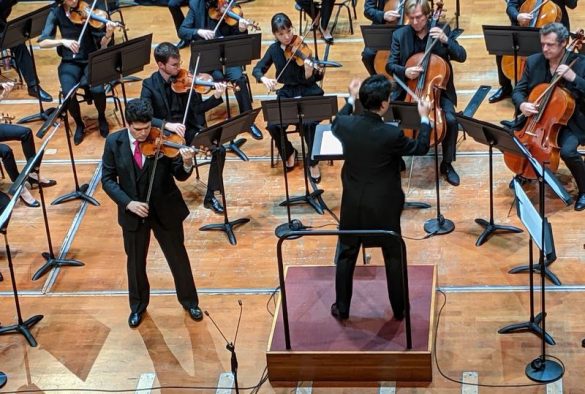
[139,127,204,159]
[403,0,449,146]
[501,0,562,82]
[171,69,239,95]
[284,35,324,72]
[67,0,125,30]
[373,0,409,79]
[208,0,260,31]
[503,30,585,180]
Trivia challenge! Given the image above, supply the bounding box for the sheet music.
[320,129,343,155]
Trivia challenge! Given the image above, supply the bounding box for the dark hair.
[359,75,392,111]
[271,13,293,33]
[154,42,180,64]
[125,99,153,124]
[540,22,569,44]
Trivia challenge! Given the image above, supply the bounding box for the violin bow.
[393,74,423,102]
[415,17,454,68]
[182,53,201,126]
[533,57,579,106]
[72,0,99,59]
[529,0,550,16]
[145,121,165,206]
[212,0,237,38]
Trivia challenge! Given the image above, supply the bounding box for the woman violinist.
[252,13,325,183]
[38,0,117,145]
[386,0,467,187]
[511,23,585,211]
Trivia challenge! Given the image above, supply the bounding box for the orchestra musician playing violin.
[178,0,263,140]
[101,98,203,328]
[362,0,403,75]
[489,0,578,104]
[38,0,117,145]
[140,42,228,214]
[1,0,53,102]
[386,0,467,186]
[252,12,325,183]
[512,22,585,210]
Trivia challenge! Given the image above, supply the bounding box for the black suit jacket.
[512,52,585,141]
[140,71,222,142]
[364,0,387,24]
[332,103,431,234]
[386,24,467,105]
[507,0,577,29]
[101,129,193,231]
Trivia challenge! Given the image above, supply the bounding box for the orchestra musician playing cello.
[38,0,117,145]
[386,0,467,186]
[511,22,585,211]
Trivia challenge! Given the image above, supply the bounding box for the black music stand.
[482,25,541,86]
[190,34,262,161]
[261,95,338,219]
[0,372,5,388]
[360,24,399,50]
[87,34,153,127]
[456,114,523,246]
[0,5,55,124]
[12,90,85,281]
[0,183,44,347]
[500,179,563,383]
[193,109,260,245]
[39,84,100,206]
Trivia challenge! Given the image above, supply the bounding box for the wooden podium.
[266,264,437,384]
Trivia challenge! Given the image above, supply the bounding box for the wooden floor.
[1,0,585,392]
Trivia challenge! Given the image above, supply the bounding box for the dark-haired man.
[140,42,227,214]
[178,0,263,140]
[386,0,467,186]
[512,22,585,210]
[101,98,203,328]
[331,75,431,321]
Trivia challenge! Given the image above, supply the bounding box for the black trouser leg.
[440,97,458,164]
[267,123,295,162]
[0,124,36,160]
[11,44,37,88]
[334,236,361,315]
[151,220,199,309]
[362,47,377,76]
[168,0,186,35]
[559,129,585,194]
[58,62,85,124]
[496,55,513,90]
[206,145,226,198]
[0,145,20,182]
[381,239,406,317]
[303,122,319,167]
[123,224,152,314]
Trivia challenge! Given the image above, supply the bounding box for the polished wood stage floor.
[1,0,585,392]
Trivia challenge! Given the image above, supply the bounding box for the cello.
[503,30,584,179]
[402,0,449,146]
[501,0,562,82]
[373,0,408,78]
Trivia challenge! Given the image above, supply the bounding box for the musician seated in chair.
[362,0,403,76]
[512,22,585,211]
[386,0,467,187]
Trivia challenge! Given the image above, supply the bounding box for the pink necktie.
[133,140,143,169]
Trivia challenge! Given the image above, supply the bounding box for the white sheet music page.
[320,129,343,155]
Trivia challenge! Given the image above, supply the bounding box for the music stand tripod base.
[225,138,249,161]
[200,218,250,246]
[474,218,523,247]
[424,216,454,235]
[0,371,6,388]
[405,201,431,209]
[508,262,561,286]
[51,183,99,206]
[498,312,556,345]
[32,252,84,281]
[0,314,44,347]
[279,189,325,215]
[525,358,563,383]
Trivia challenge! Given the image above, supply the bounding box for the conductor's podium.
[266,265,437,385]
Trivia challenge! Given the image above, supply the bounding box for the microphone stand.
[423,87,454,235]
[205,300,243,394]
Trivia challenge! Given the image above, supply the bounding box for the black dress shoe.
[330,303,349,320]
[309,167,321,184]
[128,311,143,328]
[488,87,512,104]
[19,195,40,208]
[176,39,190,49]
[203,196,224,214]
[440,162,460,186]
[187,306,203,321]
[285,149,298,172]
[28,177,57,189]
[98,115,109,138]
[28,86,53,102]
[249,124,264,140]
[73,123,85,146]
[574,193,585,211]
[508,175,531,189]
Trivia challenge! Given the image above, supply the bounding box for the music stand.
[499,179,563,383]
[456,114,523,246]
[87,34,152,127]
[0,5,56,124]
[482,25,541,86]
[193,109,261,245]
[360,25,399,50]
[11,90,85,281]
[0,183,44,347]
[0,372,5,388]
[261,95,338,220]
[190,34,262,161]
